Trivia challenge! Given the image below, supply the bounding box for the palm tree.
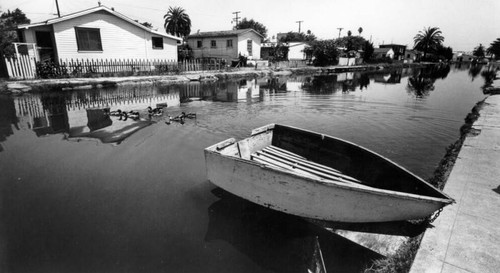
[358,27,363,36]
[163,6,191,38]
[413,27,444,60]
[487,38,500,60]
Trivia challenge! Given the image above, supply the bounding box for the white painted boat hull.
[204,124,453,223]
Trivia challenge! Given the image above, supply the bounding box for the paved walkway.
[411,94,500,273]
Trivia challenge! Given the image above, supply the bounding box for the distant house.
[17,5,182,63]
[287,42,308,60]
[405,49,421,63]
[379,44,406,60]
[452,52,475,62]
[373,48,395,59]
[261,42,309,61]
[186,29,264,63]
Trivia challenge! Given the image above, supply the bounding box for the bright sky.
[1,0,499,51]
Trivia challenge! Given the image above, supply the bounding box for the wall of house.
[288,43,306,60]
[51,11,178,61]
[237,32,261,60]
[188,36,238,61]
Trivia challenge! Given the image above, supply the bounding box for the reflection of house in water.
[15,94,69,136]
[373,71,402,84]
[14,86,180,142]
[181,79,262,103]
[261,77,288,93]
[0,96,19,151]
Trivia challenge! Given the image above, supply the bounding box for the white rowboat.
[204,124,454,223]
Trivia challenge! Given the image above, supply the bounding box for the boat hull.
[204,124,453,223]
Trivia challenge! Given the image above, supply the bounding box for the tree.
[278,31,316,43]
[163,6,191,38]
[335,35,367,51]
[436,44,453,61]
[358,27,363,36]
[305,40,339,66]
[0,8,30,57]
[487,38,500,60]
[363,40,374,61]
[347,30,352,37]
[413,27,444,60]
[473,44,485,58]
[141,22,153,29]
[235,18,267,39]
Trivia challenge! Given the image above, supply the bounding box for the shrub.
[306,40,339,66]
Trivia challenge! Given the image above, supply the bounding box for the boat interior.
[212,124,451,199]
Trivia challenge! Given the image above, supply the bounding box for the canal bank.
[410,93,500,273]
[1,62,431,94]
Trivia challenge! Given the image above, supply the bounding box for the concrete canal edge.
[410,94,500,273]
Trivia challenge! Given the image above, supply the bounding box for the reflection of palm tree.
[468,65,482,81]
[413,27,444,60]
[163,6,191,38]
[480,69,497,89]
[407,74,435,98]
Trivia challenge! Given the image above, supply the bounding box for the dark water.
[0,64,488,272]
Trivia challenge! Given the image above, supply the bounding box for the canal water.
[0,64,489,272]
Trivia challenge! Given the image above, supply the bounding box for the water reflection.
[468,64,483,81]
[406,64,451,98]
[0,95,19,152]
[206,190,383,273]
[4,79,263,146]
[0,65,490,272]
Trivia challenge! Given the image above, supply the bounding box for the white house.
[287,42,308,60]
[186,29,263,63]
[17,5,182,63]
[373,48,395,59]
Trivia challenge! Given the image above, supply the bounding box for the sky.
[1,0,499,52]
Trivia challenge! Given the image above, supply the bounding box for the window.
[197,40,203,48]
[211,40,216,48]
[247,40,252,56]
[75,27,102,51]
[226,39,233,48]
[152,37,163,49]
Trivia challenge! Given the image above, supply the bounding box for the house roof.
[379,44,406,47]
[17,5,182,41]
[374,48,393,54]
[187,29,264,39]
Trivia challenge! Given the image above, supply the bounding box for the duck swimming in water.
[110,109,122,116]
[128,111,140,120]
[148,106,164,117]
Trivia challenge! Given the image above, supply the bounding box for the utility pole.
[337,27,343,38]
[296,21,303,33]
[232,11,241,28]
[55,0,61,17]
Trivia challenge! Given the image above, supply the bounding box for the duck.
[128,111,140,120]
[121,112,128,121]
[184,112,196,119]
[110,109,122,116]
[148,106,164,117]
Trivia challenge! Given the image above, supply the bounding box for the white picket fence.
[4,55,37,80]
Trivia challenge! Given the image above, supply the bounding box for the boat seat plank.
[252,151,361,185]
[261,147,361,183]
[266,145,307,160]
[264,147,342,174]
[251,155,323,180]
